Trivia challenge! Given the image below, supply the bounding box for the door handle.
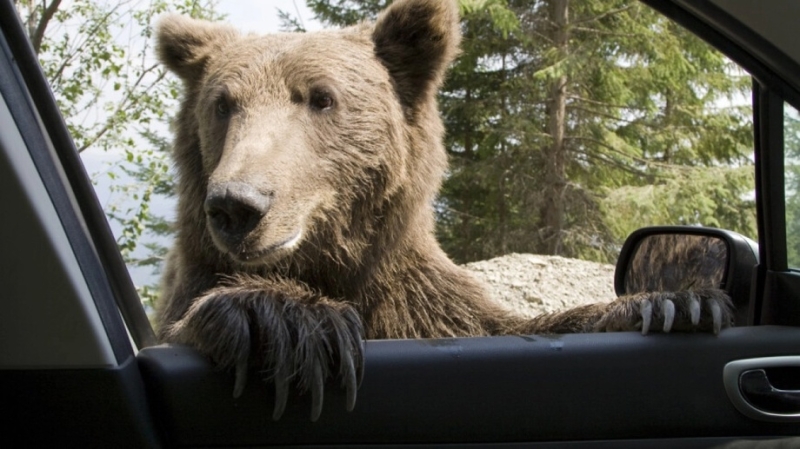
[740,369,800,414]
[724,356,800,422]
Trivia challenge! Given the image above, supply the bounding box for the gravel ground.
[463,253,617,318]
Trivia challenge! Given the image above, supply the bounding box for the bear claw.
[344,351,358,412]
[273,373,289,421]
[689,293,701,325]
[634,289,732,335]
[311,364,325,422]
[233,357,248,399]
[601,289,734,335]
[640,299,653,335]
[711,302,722,335]
[662,299,675,332]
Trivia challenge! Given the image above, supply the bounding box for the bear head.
[156,0,460,268]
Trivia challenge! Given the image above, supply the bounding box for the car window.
[785,101,800,269]
[15,1,757,324]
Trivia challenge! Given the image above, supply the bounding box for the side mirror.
[615,226,759,326]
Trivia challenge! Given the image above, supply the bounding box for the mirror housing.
[615,226,759,326]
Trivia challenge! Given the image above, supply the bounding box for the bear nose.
[204,182,272,237]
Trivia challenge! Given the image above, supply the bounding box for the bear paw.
[164,285,364,421]
[593,288,734,335]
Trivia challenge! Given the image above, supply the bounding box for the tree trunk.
[540,0,569,255]
[498,53,508,255]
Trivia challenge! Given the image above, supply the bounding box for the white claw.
[662,299,675,333]
[233,357,248,399]
[640,299,653,335]
[689,294,701,326]
[310,364,324,422]
[711,302,722,335]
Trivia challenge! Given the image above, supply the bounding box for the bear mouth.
[231,230,304,264]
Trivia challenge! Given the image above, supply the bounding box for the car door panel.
[1,358,160,448]
[138,327,800,447]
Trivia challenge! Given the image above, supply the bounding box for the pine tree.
[297,0,756,263]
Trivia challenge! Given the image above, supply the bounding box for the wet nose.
[204,182,272,237]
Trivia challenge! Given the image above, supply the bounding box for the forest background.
[13,0,763,309]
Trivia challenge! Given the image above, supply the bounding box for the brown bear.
[154,0,733,422]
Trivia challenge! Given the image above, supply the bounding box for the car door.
[0,1,159,447]
[3,0,800,448]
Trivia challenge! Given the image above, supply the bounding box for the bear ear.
[156,14,239,84]
[372,0,461,110]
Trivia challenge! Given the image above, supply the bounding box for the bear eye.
[215,96,231,118]
[309,89,335,111]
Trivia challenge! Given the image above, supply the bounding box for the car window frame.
[0,0,156,351]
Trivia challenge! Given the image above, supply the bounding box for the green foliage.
[603,166,755,240]
[304,0,387,25]
[14,0,222,307]
[302,0,755,264]
[278,8,306,32]
[460,0,518,36]
[305,0,517,30]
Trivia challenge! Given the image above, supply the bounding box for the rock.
[463,253,616,318]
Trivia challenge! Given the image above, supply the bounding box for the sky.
[218,0,322,33]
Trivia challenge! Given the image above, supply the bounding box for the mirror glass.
[623,234,728,294]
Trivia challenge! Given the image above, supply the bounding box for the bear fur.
[154,0,733,421]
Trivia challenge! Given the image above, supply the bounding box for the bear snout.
[204,182,272,239]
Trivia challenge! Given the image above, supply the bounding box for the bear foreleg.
[517,288,734,335]
[592,288,734,334]
[160,275,364,422]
